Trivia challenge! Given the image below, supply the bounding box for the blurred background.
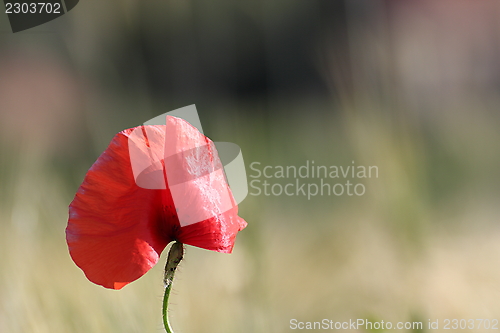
[1,0,500,332]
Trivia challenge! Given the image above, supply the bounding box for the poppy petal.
[177,207,247,253]
[66,127,172,289]
[164,116,247,252]
[66,117,247,289]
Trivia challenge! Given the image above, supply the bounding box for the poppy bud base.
[162,241,184,333]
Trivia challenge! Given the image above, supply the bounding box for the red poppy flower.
[66,116,247,290]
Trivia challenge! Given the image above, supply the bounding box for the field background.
[1,1,500,332]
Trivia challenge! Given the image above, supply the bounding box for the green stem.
[162,241,184,333]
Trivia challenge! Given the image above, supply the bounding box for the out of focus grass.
[1,101,500,333]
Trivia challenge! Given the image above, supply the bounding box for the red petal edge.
[66,127,171,289]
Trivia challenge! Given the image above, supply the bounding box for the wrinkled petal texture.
[165,116,247,252]
[66,118,247,290]
[66,126,170,290]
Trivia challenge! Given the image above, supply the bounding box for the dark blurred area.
[89,1,345,104]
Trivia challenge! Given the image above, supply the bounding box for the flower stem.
[162,241,184,333]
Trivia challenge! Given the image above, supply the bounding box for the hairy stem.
[162,241,184,333]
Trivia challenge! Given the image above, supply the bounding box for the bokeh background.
[1,0,500,332]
